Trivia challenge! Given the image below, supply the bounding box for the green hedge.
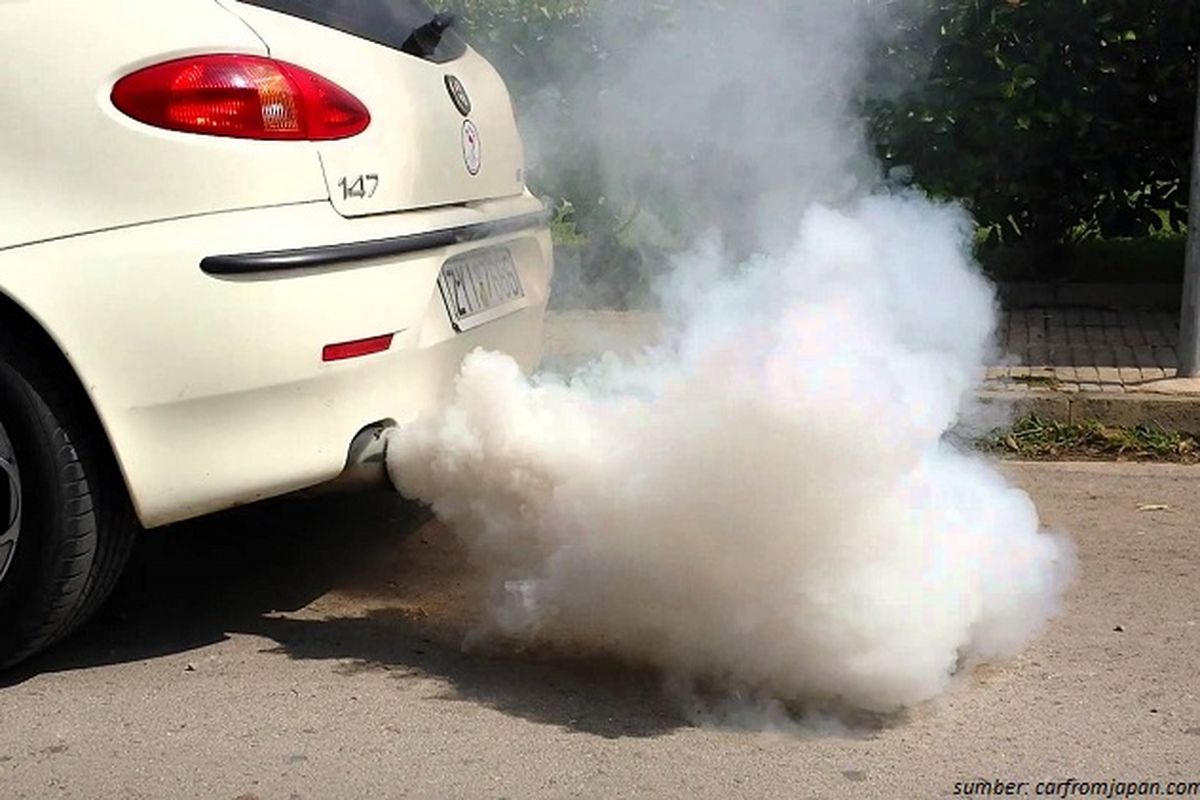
[871,1,1197,266]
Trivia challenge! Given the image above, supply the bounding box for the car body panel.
[0,0,552,527]
[221,1,527,218]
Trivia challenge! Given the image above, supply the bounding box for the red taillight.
[111,54,370,141]
[322,334,395,362]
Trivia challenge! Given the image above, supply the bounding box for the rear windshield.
[238,0,468,63]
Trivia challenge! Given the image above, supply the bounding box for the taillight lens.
[111,54,370,141]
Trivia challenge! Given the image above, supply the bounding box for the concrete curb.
[977,390,1200,434]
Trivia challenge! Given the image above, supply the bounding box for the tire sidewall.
[0,358,95,659]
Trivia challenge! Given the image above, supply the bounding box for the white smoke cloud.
[387,191,1074,714]
[517,0,921,259]
[388,0,1076,718]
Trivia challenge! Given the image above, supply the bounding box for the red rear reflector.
[111,54,370,141]
[322,334,395,362]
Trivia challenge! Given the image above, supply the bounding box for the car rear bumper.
[0,193,553,527]
[199,207,552,275]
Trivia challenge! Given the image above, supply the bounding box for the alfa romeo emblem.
[445,75,472,117]
[461,120,482,176]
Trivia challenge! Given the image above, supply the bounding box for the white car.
[0,0,553,667]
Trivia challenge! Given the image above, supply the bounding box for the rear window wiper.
[402,12,456,59]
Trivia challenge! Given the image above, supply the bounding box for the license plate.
[437,247,526,332]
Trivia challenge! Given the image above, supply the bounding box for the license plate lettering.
[437,248,525,331]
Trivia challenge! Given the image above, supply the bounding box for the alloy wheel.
[0,422,21,586]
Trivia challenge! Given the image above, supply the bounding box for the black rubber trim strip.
[200,207,552,276]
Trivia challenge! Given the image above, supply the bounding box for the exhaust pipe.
[310,423,396,494]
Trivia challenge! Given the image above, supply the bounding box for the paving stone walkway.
[989,308,1180,394]
[544,308,1184,395]
[543,308,1200,430]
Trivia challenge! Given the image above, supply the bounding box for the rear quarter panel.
[0,0,328,250]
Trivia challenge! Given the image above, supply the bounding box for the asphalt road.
[1,462,1198,799]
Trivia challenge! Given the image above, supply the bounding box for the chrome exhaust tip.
[309,422,396,494]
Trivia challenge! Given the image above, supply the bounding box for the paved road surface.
[2,463,1198,799]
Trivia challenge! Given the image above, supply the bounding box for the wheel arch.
[0,289,134,515]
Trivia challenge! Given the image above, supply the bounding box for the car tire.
[0,339,137,669]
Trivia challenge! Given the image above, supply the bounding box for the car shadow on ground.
[247,610,682,739]
[4,492,421,675]
[2,491,687,739]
